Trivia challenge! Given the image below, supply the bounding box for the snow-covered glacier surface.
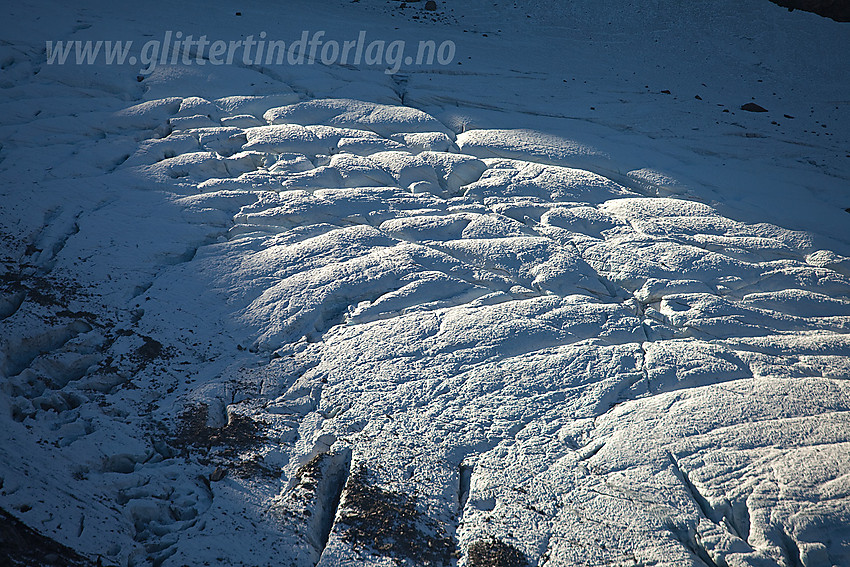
[1,1,849,566]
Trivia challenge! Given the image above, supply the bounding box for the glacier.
[1,1,849,566]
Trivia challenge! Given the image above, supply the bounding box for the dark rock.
[741,102,769,112]
[0,507,94,566]
[210,467,226,482]
[768,0,850,22]
[425,0,437,11]
[135,335,163,361]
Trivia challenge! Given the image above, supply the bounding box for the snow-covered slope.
[1,1,849,566]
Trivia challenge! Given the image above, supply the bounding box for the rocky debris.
[467,537,528,567]
[337,464,454,565]
[174,403,266,452]
[741,102,769,112]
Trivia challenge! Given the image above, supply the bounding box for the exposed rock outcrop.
[769,0,850,21]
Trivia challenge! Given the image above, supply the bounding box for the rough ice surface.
[1,1,849,566]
